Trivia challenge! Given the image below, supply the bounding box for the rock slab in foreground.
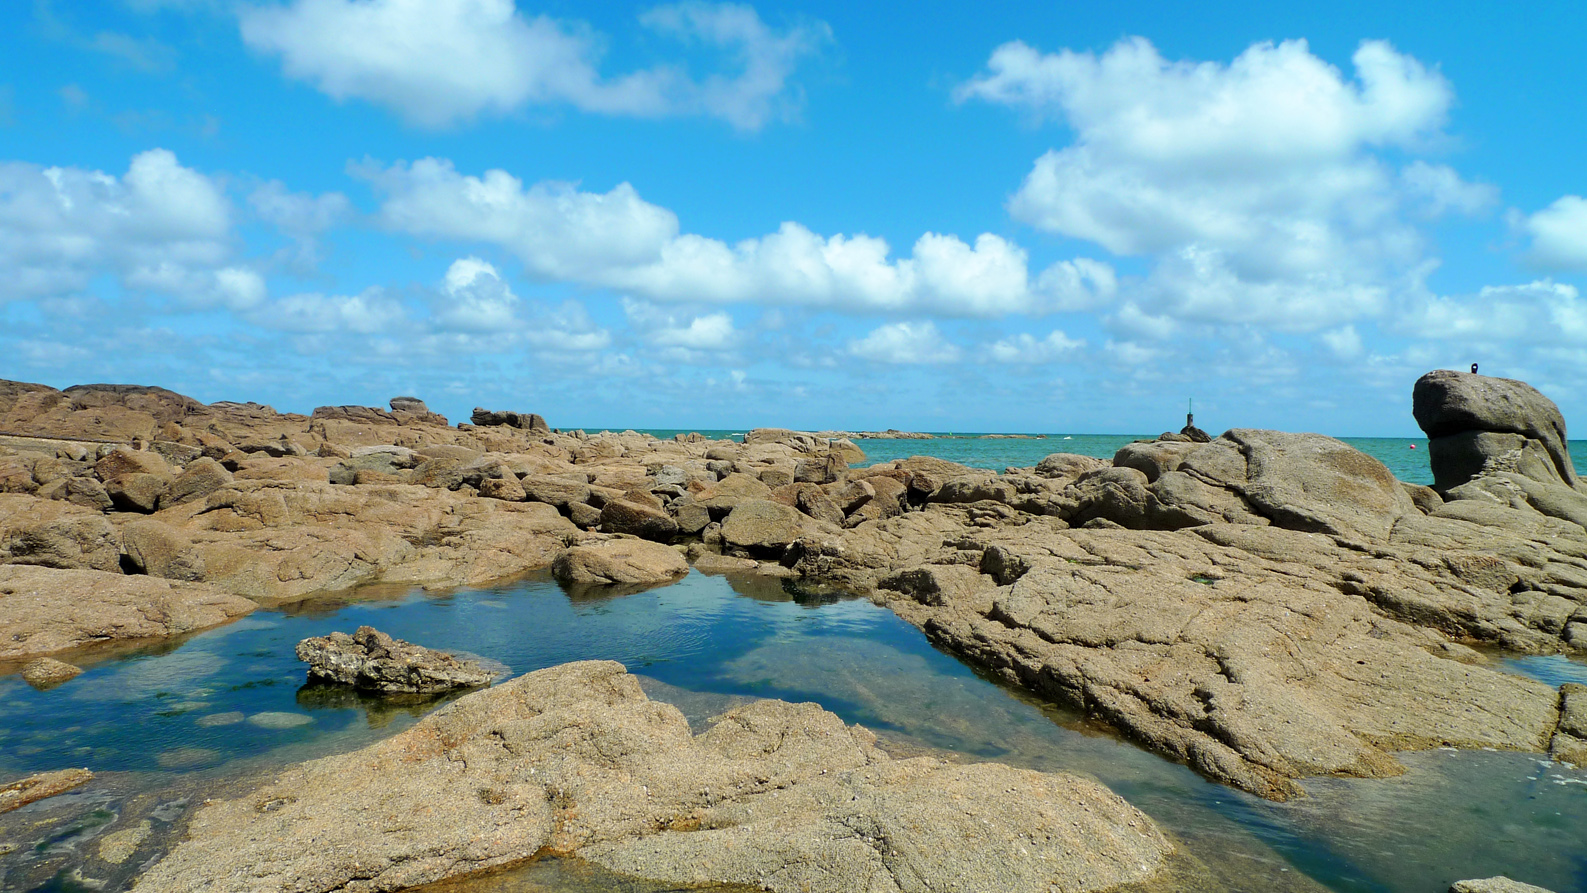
[133,661,1172,893]
[295,626,495,694]
[0,565,257,660]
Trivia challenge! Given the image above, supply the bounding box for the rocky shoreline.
[2,371,1584,892]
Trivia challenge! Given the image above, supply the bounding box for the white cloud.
[260,288,406,333]
[239,0,825,129]
[1393,280,1587,345]
[249,180,352,235]
[363,157,1115,316]
[1319,325,1365,360]
[988,330,1083,364]
[124,262,266,310]
[434,256,519,330]
[960,37,1488,332]
[848,321,961,364]
[1522,196,1587,271]
[623,299,740,351]
[523,300,612,352]
[0,148,232,301]
[1400,161,1497,217]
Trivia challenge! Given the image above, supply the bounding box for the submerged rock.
[0,768,93,814]
[20,656,83,688]
[295,626,494,694]
[132,661,1173,893]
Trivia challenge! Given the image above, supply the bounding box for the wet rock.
[1414,369,1577,489]
[296,626,494,694]
[1552,683,1587,765]
[0,768,93,814]
[552,538,689,587]
[1449,878,1559,893]
[133,661,1171,893]
[20,656,83,687]
[0,565,256,660]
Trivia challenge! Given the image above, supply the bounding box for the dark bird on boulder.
[1471,363,1479,374]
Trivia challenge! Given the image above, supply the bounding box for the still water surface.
[3,571,1583,892]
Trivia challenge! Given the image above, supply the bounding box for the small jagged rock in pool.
[20,656,83,687]
[295,626,495,694]
[1449,877,1559,893]
[0,767,93,814]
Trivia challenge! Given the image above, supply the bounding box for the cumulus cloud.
[249,179,352,235]
[623,299,740,351]
[258,287,406,333]
[1521,196,1587,272]
[239,0,826,129]
[960,37,1490,332]
[522,300,612,352]
[1394,279,1587,345]
[0,148,233,301]
[987,330,1083,364]
[848,321,961,364]
[124,262,267,311]
[362,156,1115,316]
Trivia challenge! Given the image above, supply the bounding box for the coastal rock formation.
[470,407,550,432]
[133,661,1173,893]
[551,537,689,587]
[296,626,495,693]
[0,564,256,660]
[1449,879,1559,893]
[1414,369,1579,490]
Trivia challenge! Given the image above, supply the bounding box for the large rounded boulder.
[1413,369,1577,489]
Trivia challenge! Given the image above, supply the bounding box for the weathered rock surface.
[0,564,256,659]
[0,768,94,814]
[1449,878,1559,893]
[133,661,1172,893]
[789,492,1582,799]
[0,496,121,571]
[1415,369,1578,490]
[552,537,689,587]
[20,656,83,687]
[295,626,495,693]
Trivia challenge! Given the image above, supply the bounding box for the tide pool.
[2,571,1583,892]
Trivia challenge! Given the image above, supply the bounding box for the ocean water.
[635,428,1587,486]
[2,572,1584,893]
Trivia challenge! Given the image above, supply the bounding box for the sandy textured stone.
[0,564,255,659]
[134,661,1171,893]
[552,537,689,586]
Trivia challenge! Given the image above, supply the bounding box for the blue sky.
[3,1,1585,435]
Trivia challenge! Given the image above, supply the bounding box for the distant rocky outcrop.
[1414,369,1578,490]
[470,407,549,432]
[296,626,494,694]
[133,661,1173,893]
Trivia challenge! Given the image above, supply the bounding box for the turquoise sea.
[639,429,1587,486]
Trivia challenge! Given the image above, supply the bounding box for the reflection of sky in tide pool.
[1,570,1584,893]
